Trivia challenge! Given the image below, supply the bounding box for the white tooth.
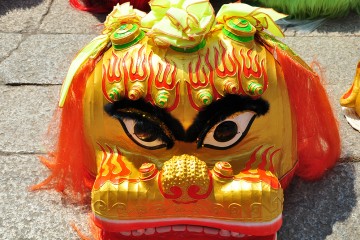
[172,225,186,231]
[156,226,171,233]
[187,225,203,233]
[219,230,231,237]
[120,231,131,236]
[132,229,144,237]
[204,227,219,235]
[145,228,155,235]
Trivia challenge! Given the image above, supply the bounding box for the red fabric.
[69,0,150,13]
[276,49,341,180]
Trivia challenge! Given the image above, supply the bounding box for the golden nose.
[159,154,213,203]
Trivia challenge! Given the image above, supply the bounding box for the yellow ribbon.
[216,3,287,38]
[141,0,215,48]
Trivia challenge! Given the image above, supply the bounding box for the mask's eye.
[119,117,173,150]
[200,111,256,150]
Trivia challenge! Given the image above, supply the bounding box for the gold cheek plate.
[91,152,283,222]
[82,20,296,233]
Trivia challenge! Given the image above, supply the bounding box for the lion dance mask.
[341,61,360,131]
[35,1,341,239]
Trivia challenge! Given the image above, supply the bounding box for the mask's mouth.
[99,224,278,240]
[119,225,252,237]
[93,214,282,237]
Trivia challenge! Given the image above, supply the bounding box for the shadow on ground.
[313,12,360,34]
[278,163,356,240]
[0,0,44,16]
[92,13,107,23]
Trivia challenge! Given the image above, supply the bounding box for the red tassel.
[69,0,151,13]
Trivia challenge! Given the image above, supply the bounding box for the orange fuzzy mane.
[32,60,96,200]
[275,48,341,180]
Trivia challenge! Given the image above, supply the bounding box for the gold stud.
[223,80,238,94]
[128,83,145,100]
[213,162,233,179]
[139,163,157,180]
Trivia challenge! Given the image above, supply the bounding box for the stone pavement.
[0,1,359,239]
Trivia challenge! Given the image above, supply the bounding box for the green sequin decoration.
[198,90,213,106]
[156,91,170,108]
[109,88,121,101]
[248,82,263,95]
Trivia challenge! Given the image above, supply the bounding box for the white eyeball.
[202,111,256,149]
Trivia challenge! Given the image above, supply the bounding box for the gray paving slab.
[0,0,52,33]
[0,85,59,154]
[0,33,97,84]
[0,154,89,240]
[0,33,22,63]
[39,0,106,34]
[0,1,359,239]
[282,36,360,86]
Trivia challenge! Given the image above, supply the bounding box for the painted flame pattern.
[93,143,138,190]
[235,145,281,189]
[102,38,268,111]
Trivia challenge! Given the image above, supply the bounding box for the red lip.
[100,230,277,240]
[93,214,282,238]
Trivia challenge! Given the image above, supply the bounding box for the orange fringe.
[32,60,96,201]
[276,49,341,180]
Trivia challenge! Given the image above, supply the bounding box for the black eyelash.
[104,99,185,140]
[186,94,269,144]
[199,115,256,150]
[111,111,174,150]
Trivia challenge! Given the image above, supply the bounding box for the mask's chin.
[100,225,278,240]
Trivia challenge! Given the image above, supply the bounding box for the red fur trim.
[69,0,150,13]
[276,49,340,180]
